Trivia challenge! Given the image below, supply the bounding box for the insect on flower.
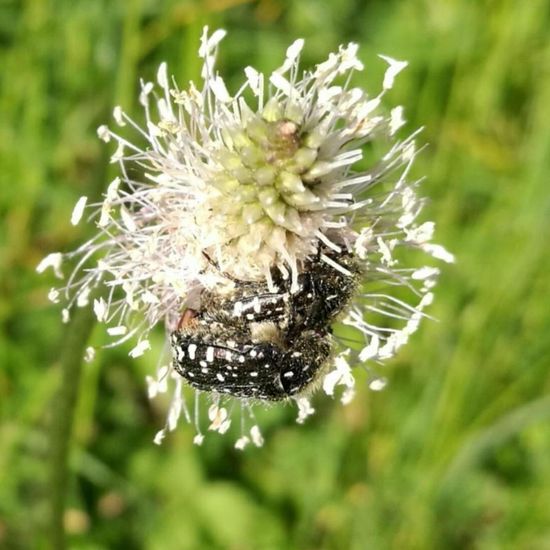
[38,28,453,449]
[172,247,360,400]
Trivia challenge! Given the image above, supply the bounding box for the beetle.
[172,247,360,400]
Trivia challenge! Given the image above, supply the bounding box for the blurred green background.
[2,0,550,548]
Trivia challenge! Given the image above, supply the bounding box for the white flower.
[40,28,452,446]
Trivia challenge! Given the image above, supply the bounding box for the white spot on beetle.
[188,344,197,359]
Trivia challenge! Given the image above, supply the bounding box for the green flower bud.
[241,203,264,225]
[276,171,305,194]
[255,165,277,186]
[262,97,283,122]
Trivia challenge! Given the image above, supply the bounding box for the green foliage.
[1,0,550,548]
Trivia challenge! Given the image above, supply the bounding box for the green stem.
[48,293,97,548]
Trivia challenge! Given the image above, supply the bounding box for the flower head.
[40,28,453,448]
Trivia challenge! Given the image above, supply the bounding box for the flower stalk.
[48,299,96,549]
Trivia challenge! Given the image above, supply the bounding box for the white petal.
[359,335,380,362]
[167,397,182,431]
[356,97,380,119]
[110,141,125,162]
[208,405,230,432]
[323,366,342,396]
[146,376,158,399]
[120,206,137,232]
[141,291,159,304]
[250,425,264,447]
[98,203,111,227]
[146,121,163,138]
[379,55,408,90]
[276,38,304,73]
[208,404,219,422]
[323,355,355,399]
[76,286,90,307]
[139,81,154,106]
[36,253,63,278]
[419,292,434,308]
[84,346,96,363]
[235,436,250,450]
[354,228,373,259]
[422,243,455,263]
[113,106,126,126]
[270,72,293,96]
[402,141,416,161]
[412,266,440,280]
[129,340,151,358]
[244,66,262,96]
[408,222,435,244]
[93,297,107,322]
[153,429,166,445]
[295,397,315,424]
[341,387,355,405]
[286,38,304,62]
[210,75,231,103]
[339,43,364,72]
[96,125,111,142]
[107,325,127,336]
[157,62,169,89]
[369,378,387,391]
[199,28,227,57]
[377,237,394,266]
[390,106,405,135]
[218,420,231,434]
[71,196,88,226]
